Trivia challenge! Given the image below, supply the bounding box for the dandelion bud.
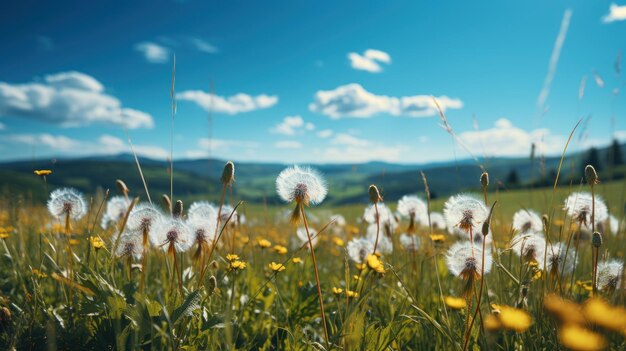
[162,194,172,214]
[542,214,550,230]
[585,165,599,186]
[592,232,602,248]
[521,285,529,298]
[207,275,217,295]
[482,201,497,237]
[480,172,489,189]
[221,161,235,186]
[368,185,382,204]
[173,200,184,218]
[0,306,11,323]
[116,179,129,197]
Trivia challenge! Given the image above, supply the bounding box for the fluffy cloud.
[6,133,168,159]
[189,38,219,53]
[0,71,154,129]
[134,42,170,63]
[309,83,463,119]
[331,133,368,147]
[271,115,314,135]
[614,130,626,142]
[177,90,278,115]
[458,118,564,157]
[603,3,626,23]
[197,137,259,149]
[320,145,404,163]
[348,49,391,73]
[275,140,302,149]
[317,129,333,138]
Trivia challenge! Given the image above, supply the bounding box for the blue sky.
[0,0,625,164]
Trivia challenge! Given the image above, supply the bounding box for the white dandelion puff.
[101,196,131,229]
[127,203,163,237]
[399,233,421,251]
[596,259,624,291]
[188,201,218,223]
[545,243,577,276]
[510,232,546,262]
[329,214,347,227]
[397,195,427,218]
[296,226,319,248]
[443,194,488,235]
[346,238,374,264]
[445,241,492,278]
[114,232,143,260]
[151,218,193,253]
[47,187,87,220]
[363,203,398,233]
[366,224,393,255]
[219,204,239,224]
[187,216,217,246]
[563,192,609,226]
[421,212,447,232]
[276,166,327,205]
[512,209,543,233]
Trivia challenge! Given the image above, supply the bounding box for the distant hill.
[1,142,624,205]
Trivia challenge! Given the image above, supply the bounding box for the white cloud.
[320,145,404,163]
[603,3,626,23]
[189,38,219,53]
[614,130,626,142]
[6,133,168,159]
[537,9,572,109]
[134,42,170,63]
[348,49,391,73]
[275,140,302,149]
[331,133,369,147]
[0,122,5,130]
[0,72,154,129]
[317,129,333,138]
[176,90,278,114]
[458,118,564,157]
[197,137,258,150]
[309,83,463,119]
[271,115,315,135]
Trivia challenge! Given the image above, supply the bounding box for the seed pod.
[207,275,217,295]
[162,194,172,214]
[173,200,184,218]
[482,201,497,237]
[221,161,235,186]
[542,214,550,230]
[480,172,489,189]
[592,232,602,248]
[368,185,382,204]
[116,179,130,197]
[585,165,599,185]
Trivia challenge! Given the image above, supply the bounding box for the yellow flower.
[353,274,361,281]
[69,239,80,246]
[498,306,532,332]
[332,287,344,295]
[226,254,240,261]
[544,294,585,325]
[576,280,593,292]
[34,169,52,176]
[31,268,47,278]
[240,236,250,244]
[0,232,8,239]
[355,263,366,271]
[429,234,446,243]
[268,262,285,272]
[332,237,344,247]
[292,257,302,264]
[345,290,359,298]
[484,314,501,331]
[444,296,467,310]
[273,245,288,255]
[559,324,606,351]
[89,236,105,250]
[257,239,272,248]
[229,260,246,271]
[366,254,385,273]
[583,298,626,332]
[553,219,565,227]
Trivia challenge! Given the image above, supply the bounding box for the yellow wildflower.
[332,287,344,295]
[559,324,606,351]
[345,290,359,298]
[498,306,533,332]
[355,263,366,271]
[366,254,385,273]
[229,260,246,271]
[69,239,80,246]
[89,236,105,250]
[226,254,240,261]
[553,219,565,227]
[430,234,446,243]
[292,257,302,264]
[444,296,467,310]
[583,298,626,332]
[257,239,272,248]
[34,169,52,176]
[0,231,8,239]
[353,274,361,281]
[273,245,288,255]
[31,268,47,278]
[484,314,501,331]
[332,237,344,246]
[544,294,585,325]
[268,262,286,272]
[576,280,593,292]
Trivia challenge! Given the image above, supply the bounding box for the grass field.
[1,167,625,350]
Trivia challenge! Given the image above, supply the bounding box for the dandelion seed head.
[443,194,488,234]
[564,192,609,226]
[127,203,163,235]
[363,203,398,232]
[512,209,543,233]
[445,241,492,278]
[100,196,131,229]
[346,237,374,264]
[47,188,87,220]
[188,201,218,222]
[399,233,420,251]
[422,212,447,231]
[596,259,623,291]
[296,226,318,248]
[114,232,143,260]
[366,224,393,255]
[545,243,577,275]
[510,232,546,262]
[276,166,327,205]
[152,218,193,252]
[397,195,427,219]
[186,217,216,245]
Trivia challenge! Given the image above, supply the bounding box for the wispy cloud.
[177,90,278,114]
[330,133,368,147]
[0,122,5,130]
[602,3,626,23]
[271,115,314,135]
[309,83,462,119]
[317,129,333,138]
[537,9,572,110]
[275,140,302,149]
[348,49,391,73]
[134,41,170,63]
[0,71,154,129]
[189,38,219,53]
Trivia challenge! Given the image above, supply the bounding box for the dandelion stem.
[300,202,330,348]
[372,202,380,255]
